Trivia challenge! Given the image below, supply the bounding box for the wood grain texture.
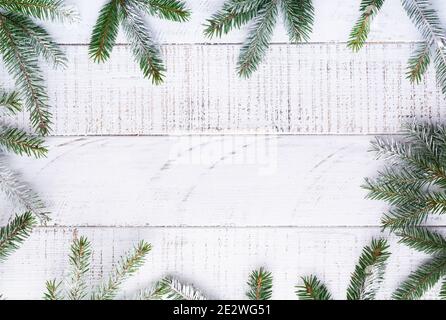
[2,135,442,228]
[0,226,442,300]
[2,43,443,135]
[48,0,446,44]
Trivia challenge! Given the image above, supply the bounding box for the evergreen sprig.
[0,156,48,222]
[89,0,190,84]
[0,124,47,157]
[0,90,21,114]
[246,267,273,300]
[0,211,36,262]
[296,275,332,300]
[205,0,314,78]
[298,239,390,300]
[0,0,76,135]
[348,0,385,52]
[366,122,446,299]
[346,239,391,300]
[44,237,152,300]
[91,240,152,300]
[156,277,207,300]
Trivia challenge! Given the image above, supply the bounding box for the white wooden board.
[0,227,442,300]
[0,135,394,227]
[2,44,444,135]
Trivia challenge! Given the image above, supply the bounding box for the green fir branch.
[139,0,190,22]
[348,0,385,52]
[0,124,47,157]
[440,278,446,299]
[280,0,314,43]
[121,1,165,84]
[0,90,21,114]
[157,277,207,300]
[43,279,64,300]
[0,212,36,262]
[296,275,332,300]
[346,239,390,300]
[393,255,446,300]
[67,236,91,300]
[91,240,152,300]
[0,156,48,222]
[407,42,431,83]
[396,227,446,255]
[246,267,273,300]
[0,0,78,22]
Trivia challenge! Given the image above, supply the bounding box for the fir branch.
[0,211,36,262]
[0,156,48,222]
[0,90,21,114]
[67,236,91,300]
[407,42,431,83]
[280,0,314,43]
[204,1,265,38]
[296,275,332,300]
[43,279,64,300]
[0,0,78,22]
[346,239,390,300]
[393,255,446,300]
[348,0,385,52]
[136,281,166,300]
[157,277,207,300]
[0,123,47,157]
[89,0,121,63]
[91,240,152,300]
[0,13,52,135]
[3,13,66,68]
[237,1,277,78]
[440,278,446,300]
[137,0,190,22]
[396,227,446,255]
[246,267,273,300]
[121,1,165,84]
[401,0,446,95]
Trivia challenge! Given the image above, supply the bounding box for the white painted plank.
[2,44,443,135]
[1,135,434,227]
[48,0,443,44]
[0,226,442,300]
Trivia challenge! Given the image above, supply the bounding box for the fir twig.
[91,241,152,300]
[0,90,21,114]
[296,275,332,300]
[0,123,47,157]
[396,227,446,255]
[246,267,273,300]
[0,212,36,262]
[89,0,190,83]
[348,0,385,52]
[44,279,64,300]
[67,236,91,300]
[0,0,78,22]
[0,156,48,222]
[393,255,446,300]
[157,277,207,300]
[346,239,390,300]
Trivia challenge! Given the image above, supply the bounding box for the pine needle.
[296,275,332,300]
[0,212,36,262]
[246,267,273,300]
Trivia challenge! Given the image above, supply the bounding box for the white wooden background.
[1,0,446,300]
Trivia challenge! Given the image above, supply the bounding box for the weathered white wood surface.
[0,227,442,300]
[2,44,444,135]
[1,0,446,300]
[1,136,392,227]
